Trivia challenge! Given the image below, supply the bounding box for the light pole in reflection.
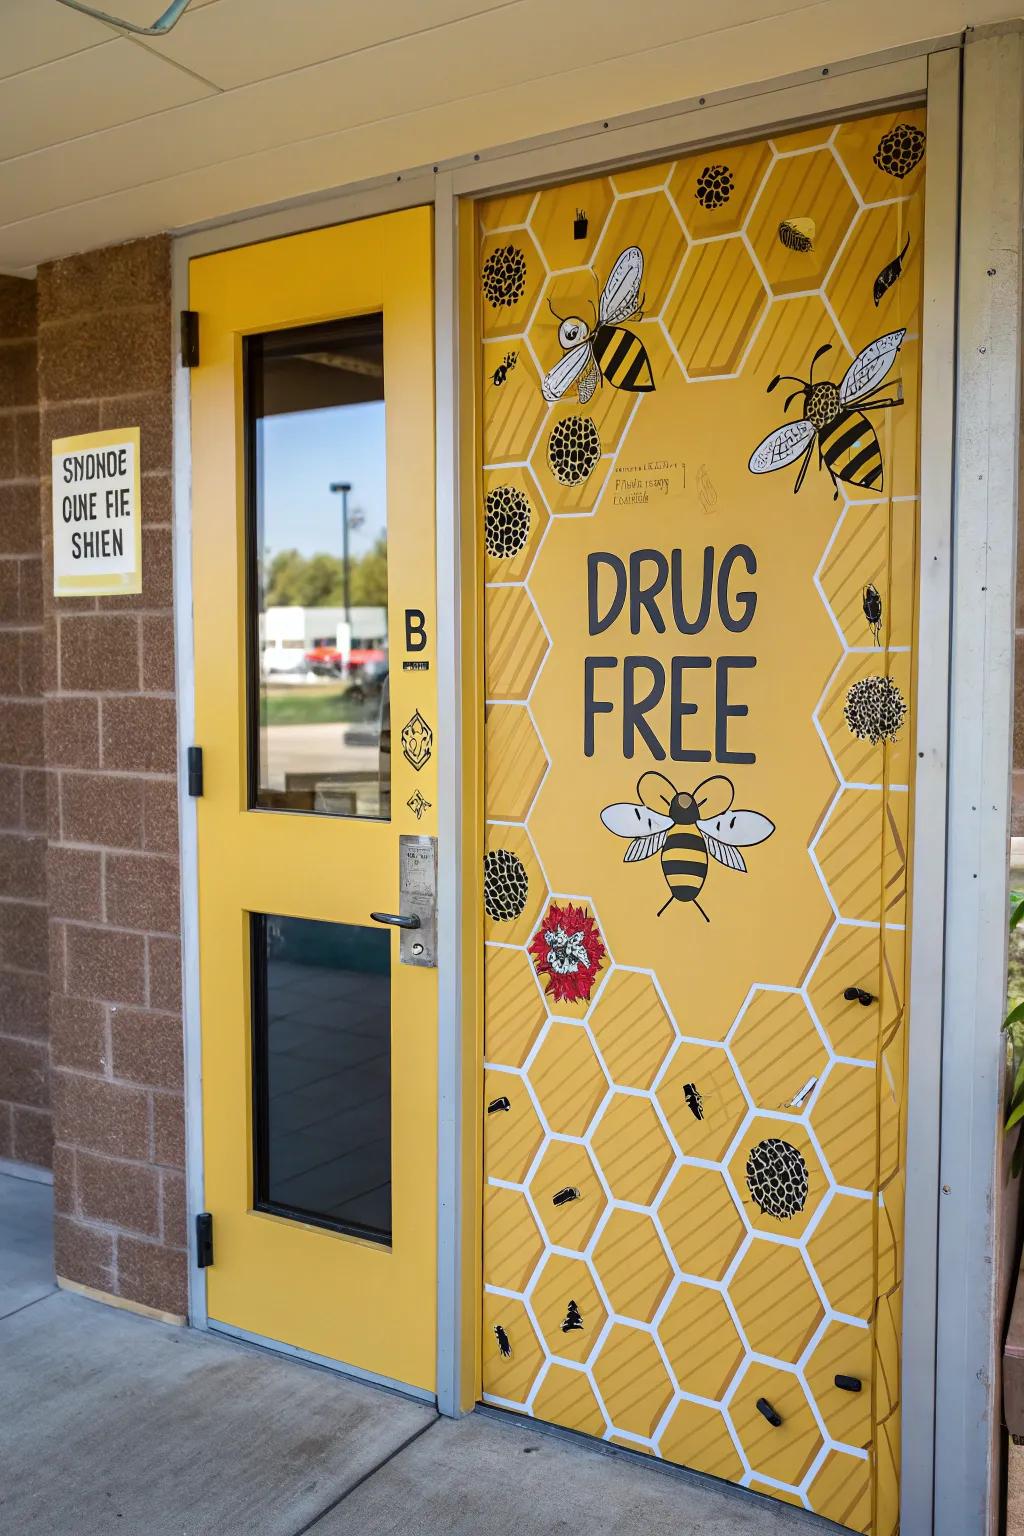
[329,481,353,627]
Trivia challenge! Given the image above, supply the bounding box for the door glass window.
[252,913,392,1244]
[245,316,390,818]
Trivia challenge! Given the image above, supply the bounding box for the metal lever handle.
[843,986,875,1006]
[370,911,421,930]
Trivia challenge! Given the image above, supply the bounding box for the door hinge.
[180,309,199,368]
[196,1211,214,1268]
[187,745,203,797]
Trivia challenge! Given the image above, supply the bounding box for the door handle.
[843,986,875,1006]
[370,911,421,930]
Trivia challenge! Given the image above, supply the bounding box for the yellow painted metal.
[190,208,438,1390]
[478,108,924,1531]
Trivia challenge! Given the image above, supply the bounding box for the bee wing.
[749,418,816,473]
[578,358,600,404]
[599,246,644,325]
[839,328,906,404]
[601,802,672,862]
[542,341,594,402]
[697,808,776,858]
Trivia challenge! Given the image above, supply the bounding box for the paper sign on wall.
[51,427,142,597]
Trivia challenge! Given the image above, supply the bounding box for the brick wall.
[39,237,187,1318]
[0,275,50,1170]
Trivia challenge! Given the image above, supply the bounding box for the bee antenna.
[547,296,567,324]
[587,296,597,325]
[768,373,805,394]
[783,388,804,413]
[809,342,832,380]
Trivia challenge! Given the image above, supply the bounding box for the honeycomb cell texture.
[484,849,529,921]
[548,416,601,486]
[843,675,907,745]
[873,123,926,179]
[485,485,532,558]
[695,164,734,209]
[745,1138,810,1222]
[482,244,528,308]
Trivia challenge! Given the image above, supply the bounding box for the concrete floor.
[0,1170,838,1536]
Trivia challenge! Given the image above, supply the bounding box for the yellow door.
[479,110,924,1532]
[191,208,437,1391]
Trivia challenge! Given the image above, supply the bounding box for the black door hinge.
[187,746,203,797]
[180,309,199,368]
[196,1211,214,1268]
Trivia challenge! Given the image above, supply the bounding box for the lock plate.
[398,834,437,967]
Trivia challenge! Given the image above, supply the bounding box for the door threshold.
[207,1317,437,1406]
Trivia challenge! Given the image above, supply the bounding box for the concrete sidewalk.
[0,1170,837,1536]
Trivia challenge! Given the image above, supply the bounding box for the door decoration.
[491,350,519,386]
[399,709,433,770]
[482,244,528,308]
[480,107,923,1536]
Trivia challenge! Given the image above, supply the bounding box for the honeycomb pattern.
[480,108,921,1533]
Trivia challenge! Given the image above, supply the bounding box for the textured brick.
[47,844,102,921]
[137,472,171,526]
[3,699,43,765]
[54,1212,114,1292]
[0,765,20,827]
[0,1102,11,1158]
[160,1167,186,1246]
[15,410,39,478]
[39,399,102,454]
[0,558,18,621]
[142,777,178,855]
[44,695,100,769]
[0,969,49,1039]
[0,831,46,899]
[20,633,41,697]
[0,482,41,555]
[0,899,48,971]
[0,416,14,477]
[39,310,168,402]
[13,1105,52,1167]
[51,1141,75,1214]
[39,238,170,322]
[0,340,37,409]
[65,923,146,1006]
[147,935,181,1012]
[152,1090,184,1169]
[77,1149,159,1236]
[18,557,42,623]
[50,992,107,1075]
[0,1035,49,1108]
[118,1233,187,1316]
[109,1007,182,1090]
[97,523,171,613]
[22,769,47,833]
[105,852,179,933]
[101,695,177,773]
[61,772,143,848]
[0,627,19,690]
[0,275,37,338]
[52,1069,148,1158]
[59,614,140,693]
[100,394,172,476]
[141,613,175,692]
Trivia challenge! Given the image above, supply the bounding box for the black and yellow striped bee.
[748,329,905,500]
[541,245,655,405]
[601,773,775,923]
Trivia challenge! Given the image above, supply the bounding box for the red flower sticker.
[528,902,606,1006]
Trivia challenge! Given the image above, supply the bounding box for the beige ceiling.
[0,0,1018,275]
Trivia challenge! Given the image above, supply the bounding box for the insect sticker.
[400,710,433,771]
[601,773,775,922]
[843,675,907,744]
[491,351,518,387]
[745,1137,809,1221]
[862,583,883,644]
[873,233,911,306]
[573,209,589,240]
[748,330,905,500]
[528,901,606,1004]
[494,1323,512,1358]
[552,1186,581,1206]
[487,1096,512,1114]
[542,246,655,405]
[777,218,815,252]
[561,1300,584,1333]
[683,1082,704,1120]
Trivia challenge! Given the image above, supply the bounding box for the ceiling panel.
[0,0,111,81]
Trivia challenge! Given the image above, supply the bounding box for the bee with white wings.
[601,772,775,922]
[542,245,656,405]
[748,328,905,500]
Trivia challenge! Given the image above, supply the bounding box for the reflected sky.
[262,400,387,560]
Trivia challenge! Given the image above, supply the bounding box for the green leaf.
[1005,1001,1024,1030]
[1011,898,1024,929]
[1013,1130,1024,1181]
[1006,1097,1024,1132]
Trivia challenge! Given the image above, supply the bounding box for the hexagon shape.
[530,1252,606,1364]
[728,1116,827,1239]
[482,1292,544,1404]
[527,899,609,1019]
[529,402,611,514]
[657,1041,746,1157]
[814,789,888,925]
[485,705,548,825]
[811,1062,877,1191]
[483,823,547,946]
[482,340,548,463]
[728,1240,824,1364]
[590,969,674,1090]
[731,989,827,1114]
[483,465,548,585]
[658,1399,744,1481]
[480,227,544,341]
[669,140,772,237]
[806,1192,875,1322]
[529,1139,606,1251]
[485,943,547,1069]
[659,1282,744,1399]
[664,239,767,377]
[593,1210,673,1322]
[834,109,927,204]
[532,1362,607,1437]
[805,1319,872,1447]
[528,1021,607,1135]
[827,202,921,360]
[612,164,671,195]
[479,191,535,235]
[730,1362,822,1484]
[747,150,857,297]
[483,1184,545,1294]
[816,498,892,653]
[485,586,548,702]
[484,1068,543,1184]
[592,1323,674,1438]
[807,923,888,1061]
[743,293,849,390]
[808,1448,872,1530]
[530,176,613,270]
[658,1165,746,1282]
[590,1093,674,1206]
[592,192,687,318]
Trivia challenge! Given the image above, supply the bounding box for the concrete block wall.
[37,236,188,1318]
[0,274,50,1170]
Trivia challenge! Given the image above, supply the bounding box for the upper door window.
[245,314,390,818]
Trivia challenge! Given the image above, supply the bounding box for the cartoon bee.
[552,1186,581,1206]
[601,773,775,923]
[494,1323,512,1359]
[863,583,883,645]
[683,1083,704,1121]
[541,245,655,405]
[748,329,905,500]
[491,350,518,387]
